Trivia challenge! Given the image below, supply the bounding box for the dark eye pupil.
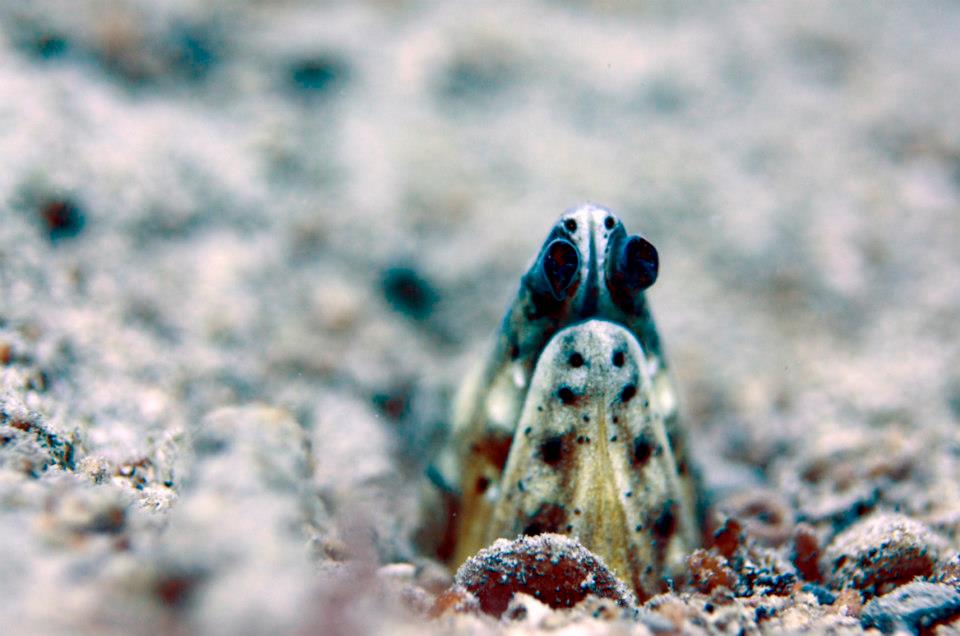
[623,236,659,288]
[569,352,584,367]
[564,219,577,232]
[627,236,656,264]
[612,351,625,367]
[605,216,615,230]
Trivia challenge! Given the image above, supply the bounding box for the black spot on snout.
[557,386,577,405]
[653,501,679,540]
[539,435,566,466]
[612,351,625,367]
[632,434,653,466]
[620,384,637,403]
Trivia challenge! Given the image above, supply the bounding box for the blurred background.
[1,1,959,634]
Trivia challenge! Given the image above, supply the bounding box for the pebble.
[450,534,634,618]
[861,581,960,634]
[823,512,947,596]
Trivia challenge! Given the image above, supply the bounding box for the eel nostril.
[540,238,580,300]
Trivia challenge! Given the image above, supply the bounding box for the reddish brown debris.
[688,549,736,594]
[429,586,479,618]
[792,523,822,582]
[2,417,76,472]
[935,559,960,588]
[710,517,744,560]
[449,534,634,618]
[823,513,947,598]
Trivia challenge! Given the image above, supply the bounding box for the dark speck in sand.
[381,266,438,321]
[38,198,85,242]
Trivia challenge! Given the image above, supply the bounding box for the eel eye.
[615,235,659,290]
[622,235,659,289]
[540,238,580,300]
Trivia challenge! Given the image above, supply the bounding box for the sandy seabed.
[1,2,960,634]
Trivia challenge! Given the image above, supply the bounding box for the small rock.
[377,562,416,584]
[801,583,836,606]
[503,593,553,625]
[719,488,794,546]
[450,534,634,618]
[823,512,947,596]
[935,556,960,587]
[861,582,960,634]
[429,585,480,618]
[78,456,113,484]
[377,563,431,616]
[312,281,363,332]
[793,523,823,582]
[687,549,736,594]
[832,589,864,618]
[710,516,744,559]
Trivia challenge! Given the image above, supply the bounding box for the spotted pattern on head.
[483,319,697,601]
[444,205,700,599]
